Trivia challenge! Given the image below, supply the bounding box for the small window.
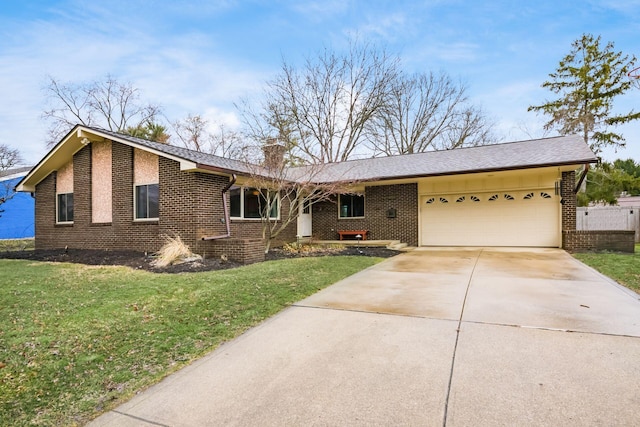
[135,184,159,220]
[470,195,480,202]
[541,192,552,199]
[57,193,74,223]
[456,196,465,203]
[488,194,499,201]
[439,197,449,203]
[230,187,279,219]
[425,197,435,204]
[230,187,241,217]
[504,194,514,200]
[339,194,365,218]
[524,192,534,200]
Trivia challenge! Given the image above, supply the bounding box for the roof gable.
[17,125,258,192]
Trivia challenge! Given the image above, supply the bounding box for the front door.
[297,201,312,237]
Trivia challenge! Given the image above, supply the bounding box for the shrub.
[151,235,201,267]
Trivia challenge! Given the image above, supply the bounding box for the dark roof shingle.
[290,135,597,182]
[87,128,598,183]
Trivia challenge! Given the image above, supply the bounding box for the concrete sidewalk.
[89,248,640,426]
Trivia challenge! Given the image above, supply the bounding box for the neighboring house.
[0,166,35,239]
[17,125,601,263]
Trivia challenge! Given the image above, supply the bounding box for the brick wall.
[560,170,636,253]
[34,172,56,249]
[561,170,576,233]
[34,141,278,263]
[201,238,266,264]
[577,206,640,242]
[312,183,418,246]
[563,230,635,253]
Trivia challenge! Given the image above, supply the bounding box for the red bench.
[337,230,368,241]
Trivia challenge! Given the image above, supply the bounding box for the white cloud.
[0,2,272,164]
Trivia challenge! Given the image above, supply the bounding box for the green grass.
[0,256,381,426]
[574,244,640,292]
[0,238,34,251]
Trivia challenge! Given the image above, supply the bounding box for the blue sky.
[1,0,639,165]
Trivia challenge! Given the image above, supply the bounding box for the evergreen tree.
[124,121,170,143]
[528,34,638,155]
[577,159,640,206]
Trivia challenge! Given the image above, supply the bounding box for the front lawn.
[574,244,640,292]
[0,256,381,426]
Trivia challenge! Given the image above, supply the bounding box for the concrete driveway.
[90,247,640,426]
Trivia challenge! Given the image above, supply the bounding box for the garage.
[420,189,560,247]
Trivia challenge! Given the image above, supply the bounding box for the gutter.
[202,174,236,241]
[574,164,589,194]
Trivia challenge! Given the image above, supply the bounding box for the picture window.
[230,186,279,219]
[339,194,365,218]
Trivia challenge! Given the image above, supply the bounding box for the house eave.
[315,159,597,186]
[16,125,199,192]
[420,159,595,179]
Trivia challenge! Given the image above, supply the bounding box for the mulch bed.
[0,247,399,274]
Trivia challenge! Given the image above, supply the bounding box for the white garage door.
[420,189,560,247]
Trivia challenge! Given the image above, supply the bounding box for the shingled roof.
[293,134,597,182]
[92,127,258,176]
[17,125,597,192]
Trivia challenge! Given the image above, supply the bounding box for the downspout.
[202,174,236,241]
[574,164,589,194]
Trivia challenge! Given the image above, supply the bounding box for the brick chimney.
[262,138,286,169]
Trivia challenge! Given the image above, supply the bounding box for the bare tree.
[239,40,400,164]
[0,144,23,217]
[439,106,496,149]
[42,74,163,146]
[173,114,209,152]
[368,71,495,155]
[173,114,249,159]
[239,144,351,253]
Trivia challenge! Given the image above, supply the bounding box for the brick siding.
[563,230,635,253]
[312,183,418,246]
[33,141,295,264]
[560,170,576,234]
[201,238,266,264]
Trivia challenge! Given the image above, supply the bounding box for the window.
[230,186,279,219]
[57,193,74,223]
[135,184,159,220]
[339,194,365,218]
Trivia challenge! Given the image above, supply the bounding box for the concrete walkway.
[89,247,640,426]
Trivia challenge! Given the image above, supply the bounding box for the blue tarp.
[0,176,34,239]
